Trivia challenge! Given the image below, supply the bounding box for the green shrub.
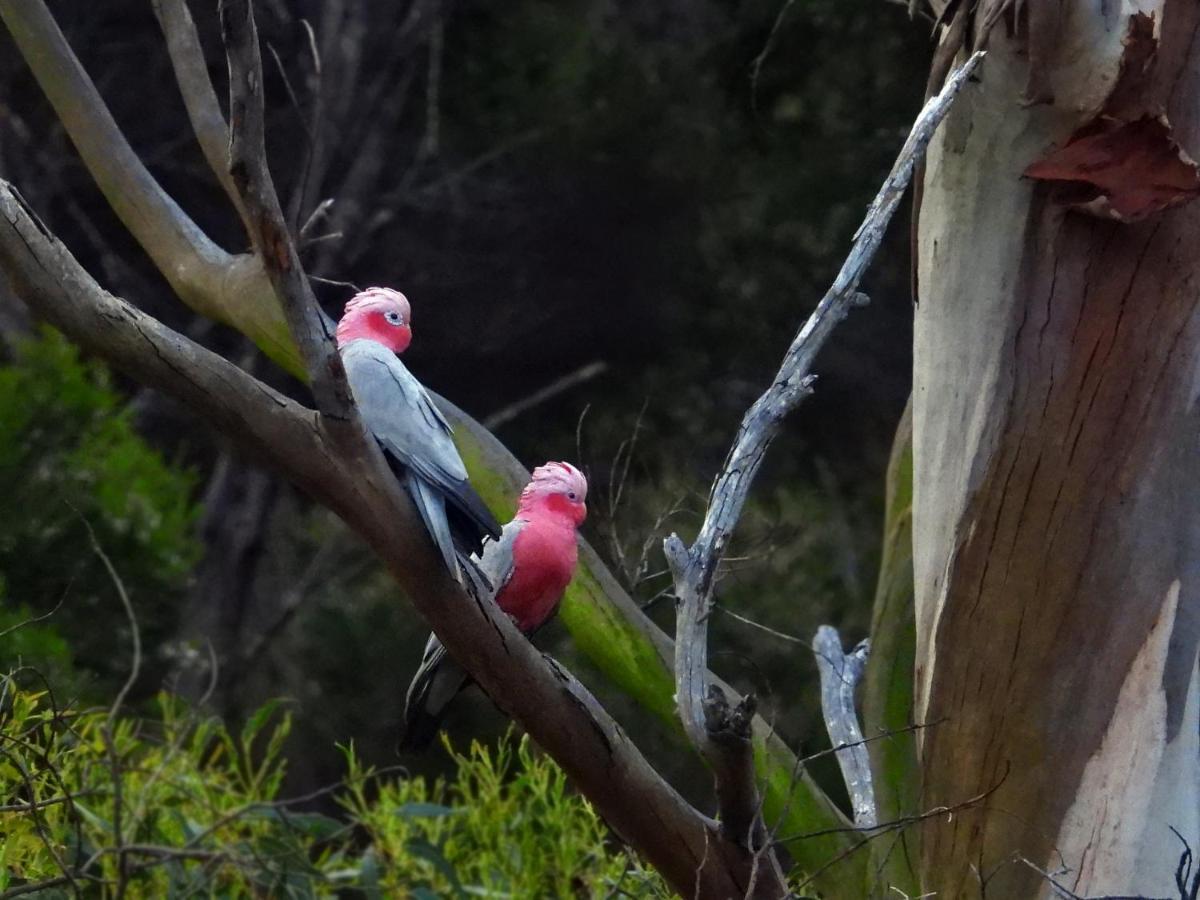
[0,678,667,898]
[0,328,201,695]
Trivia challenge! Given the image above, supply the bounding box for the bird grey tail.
[405,472,461,581]
[399,635,471,752]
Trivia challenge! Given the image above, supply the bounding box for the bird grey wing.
[474,520,522,599]
[342,342,500,543]
[342,342,469,485]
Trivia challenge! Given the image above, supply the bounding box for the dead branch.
[813,626,875,828]
[483,360,608,430]
[663,49,984,886]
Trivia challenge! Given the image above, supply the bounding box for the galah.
[400,461,588,750]
[336,287,501,580]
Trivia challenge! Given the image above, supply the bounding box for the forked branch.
[218,0,351,419]
[664,49,984,869]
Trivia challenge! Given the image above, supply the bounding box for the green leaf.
[393,802,462,819]
[406,837,466,899]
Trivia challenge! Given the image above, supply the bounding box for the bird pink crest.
[336,287,413,351]
[524,461,587,501]
[518,461,587,524]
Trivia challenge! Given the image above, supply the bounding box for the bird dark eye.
[567,491,577,501]
[384,310,403,325]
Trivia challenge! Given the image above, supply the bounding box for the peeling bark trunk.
[913,6,1200,896]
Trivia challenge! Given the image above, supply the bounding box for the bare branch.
[218,0,351,419]
[664,49,984,885]
[483,360,608,430]
[151,0,253,231]
[813,626,876,829]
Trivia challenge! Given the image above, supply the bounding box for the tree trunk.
[913,6,1200,896]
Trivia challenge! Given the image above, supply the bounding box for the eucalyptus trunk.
[912,5,1200,896]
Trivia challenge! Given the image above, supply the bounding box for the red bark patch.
[1023,115,1200,222]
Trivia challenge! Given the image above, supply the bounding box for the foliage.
[0,329,201,696]
[0,679,666,898]
[342,734,669,899]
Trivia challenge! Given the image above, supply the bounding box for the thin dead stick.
[813,625,875,828]
[483,360,608,430]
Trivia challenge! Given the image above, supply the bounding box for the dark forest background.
[0,0,930,810]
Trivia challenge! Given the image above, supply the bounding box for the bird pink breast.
[496,521,579,631]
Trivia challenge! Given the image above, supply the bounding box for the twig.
[0,593,66,639]
[813,626,875,828]
[483,361,608,430]
[78,517,141,899]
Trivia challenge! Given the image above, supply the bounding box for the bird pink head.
[335,287,413,353]
[518,461,587,526]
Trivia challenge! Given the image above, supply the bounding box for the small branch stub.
[814,625,876,829]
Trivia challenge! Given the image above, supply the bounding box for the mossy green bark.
[861,398,920,896]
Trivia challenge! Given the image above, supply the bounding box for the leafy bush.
[0,329,201,695]
[0,678,666,898]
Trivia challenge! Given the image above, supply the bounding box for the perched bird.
[400,461,588,751]
[336,287,501,579]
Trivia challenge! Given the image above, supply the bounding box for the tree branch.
[813,626,876,828]
[664,48,984,876]
[0,179,780,900]
[0,0,229,301]
[0,0,299,374]
[151,0,252,231]
[218,0,351,418]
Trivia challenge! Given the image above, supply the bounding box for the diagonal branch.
[663,48,984,871]
[218,0,351,419]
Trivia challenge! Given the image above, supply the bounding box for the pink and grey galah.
[336,288,501,580]
[400,461,588,750]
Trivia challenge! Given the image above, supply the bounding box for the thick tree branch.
[0,180,778,900]
[664,49,984,873]
[814,626,876,828]
[151,0,252,231]
[218,0,350,418]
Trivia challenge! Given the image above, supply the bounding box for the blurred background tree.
[0,0,928,811]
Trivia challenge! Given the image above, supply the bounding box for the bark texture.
[914,5,1200,896]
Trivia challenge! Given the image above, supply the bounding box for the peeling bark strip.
[913,0,1200,896]
[1024,116,1200,222]
[1022,15,1200,223]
